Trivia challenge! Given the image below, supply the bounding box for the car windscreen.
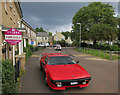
[48,56,76,65]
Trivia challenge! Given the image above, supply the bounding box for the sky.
[21,2,119,35]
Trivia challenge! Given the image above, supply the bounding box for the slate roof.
[37,32,49,37]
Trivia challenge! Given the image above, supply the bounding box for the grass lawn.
[75,48,120,60]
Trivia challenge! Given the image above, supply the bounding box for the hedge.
[2,60,18,94]
[91,44,120,51]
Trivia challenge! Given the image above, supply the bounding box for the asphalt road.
[20,47,118,93]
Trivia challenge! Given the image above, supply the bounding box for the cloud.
[20,0,119,2]
[21,2,118,35]
[50,23,72,35]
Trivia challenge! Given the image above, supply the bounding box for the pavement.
[20,47,118,93]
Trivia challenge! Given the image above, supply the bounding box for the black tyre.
[44,73,48,85]
[40,64,43,71]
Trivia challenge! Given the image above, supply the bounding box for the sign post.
[5,28,22,65]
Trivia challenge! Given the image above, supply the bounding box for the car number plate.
[70,82,78,85]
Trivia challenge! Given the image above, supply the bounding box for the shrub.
[110,45,119,51]
[19,68,25,77]
[2,60,18,94]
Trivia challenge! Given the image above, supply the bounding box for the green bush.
[2,60,18,94]
[33,47,39,51]
[110,45,119,51]
[19,68,25,77]
[92,44,120,51]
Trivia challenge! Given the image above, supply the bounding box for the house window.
[5,0,7,11]
[62,37,64,40]
[10,3,12,17]
[18,21,20,28]
[13,9,15,16]
[56,37,58,41]
[22,24,24,28]
[45,37,47,40]
[28,28,29,33]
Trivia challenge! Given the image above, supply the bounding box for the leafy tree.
[118,18,120,41]
[61,31,71,39]
[35,27,45,32]
[49,32,52,36]
[72,2,118,45]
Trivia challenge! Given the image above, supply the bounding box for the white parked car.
[55,44,61,51]
[38,44,45,47]
[45,43,49,47]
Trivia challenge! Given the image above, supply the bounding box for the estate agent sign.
[5,28,22,65]
[5,28,22,45]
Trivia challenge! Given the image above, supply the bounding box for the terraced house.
[0,0,25,63]
[21,19,37,47]
[0,1,37,69]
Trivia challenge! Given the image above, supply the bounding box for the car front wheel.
[44,73,48,85]
[40,64,43,71]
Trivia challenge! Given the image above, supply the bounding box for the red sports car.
[40,53,91,90]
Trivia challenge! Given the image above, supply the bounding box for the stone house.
[53,31,65,41]
[37,32,49,45]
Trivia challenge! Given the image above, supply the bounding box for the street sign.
[5,28,22,45]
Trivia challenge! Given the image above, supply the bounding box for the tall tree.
[61,31,71,39]
[49,32,52,36]
[118,18,120,41]
[72,2,118,45]
[35,27,45,32]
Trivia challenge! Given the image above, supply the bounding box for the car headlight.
[83,80,89,84]
[55,82,62,87]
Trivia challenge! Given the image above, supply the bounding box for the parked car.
[46,43,49,47]
[38,43,49,47]
[54,44,61,51]
[38,44,45,47]
[40,53,91,90]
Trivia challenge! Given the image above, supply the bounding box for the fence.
[15,58,21,82]
[79,47,120,60]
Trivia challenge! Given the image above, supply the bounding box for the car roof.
[48,54,69,57]
[42,53,69,57]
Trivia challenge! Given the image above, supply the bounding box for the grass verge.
[75,48,120,60]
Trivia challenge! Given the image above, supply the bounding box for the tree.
[72,2,118,45]
[61,31,71,39]
[35,27,45,32]
[49,32,52,36]
[118,18,120,41]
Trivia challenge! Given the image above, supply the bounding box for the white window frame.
[5,0,7,11]
[28,28,29,33]
[22,24,24,28]
[18,21,20,28]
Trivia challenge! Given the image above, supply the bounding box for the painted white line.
[85,58,108,61]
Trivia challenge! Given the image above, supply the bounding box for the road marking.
[31,55,40,57]
[85,58,108,61]
[73,54,90,57]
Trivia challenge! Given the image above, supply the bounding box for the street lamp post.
[77,23,81,51]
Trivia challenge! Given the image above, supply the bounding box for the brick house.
[0,1,26,68]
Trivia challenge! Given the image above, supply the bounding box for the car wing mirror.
[76,61,79,64]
